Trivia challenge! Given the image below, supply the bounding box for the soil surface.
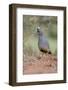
[23,54,57,75]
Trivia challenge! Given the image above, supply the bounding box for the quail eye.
[37,27,40,33]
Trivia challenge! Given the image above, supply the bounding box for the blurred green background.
[23,15,57,56]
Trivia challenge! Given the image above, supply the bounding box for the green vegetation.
[23,15,57,56]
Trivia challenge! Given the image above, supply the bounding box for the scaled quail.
[37,27,51,54]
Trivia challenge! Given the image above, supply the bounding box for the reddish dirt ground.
[23,54,57,75]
